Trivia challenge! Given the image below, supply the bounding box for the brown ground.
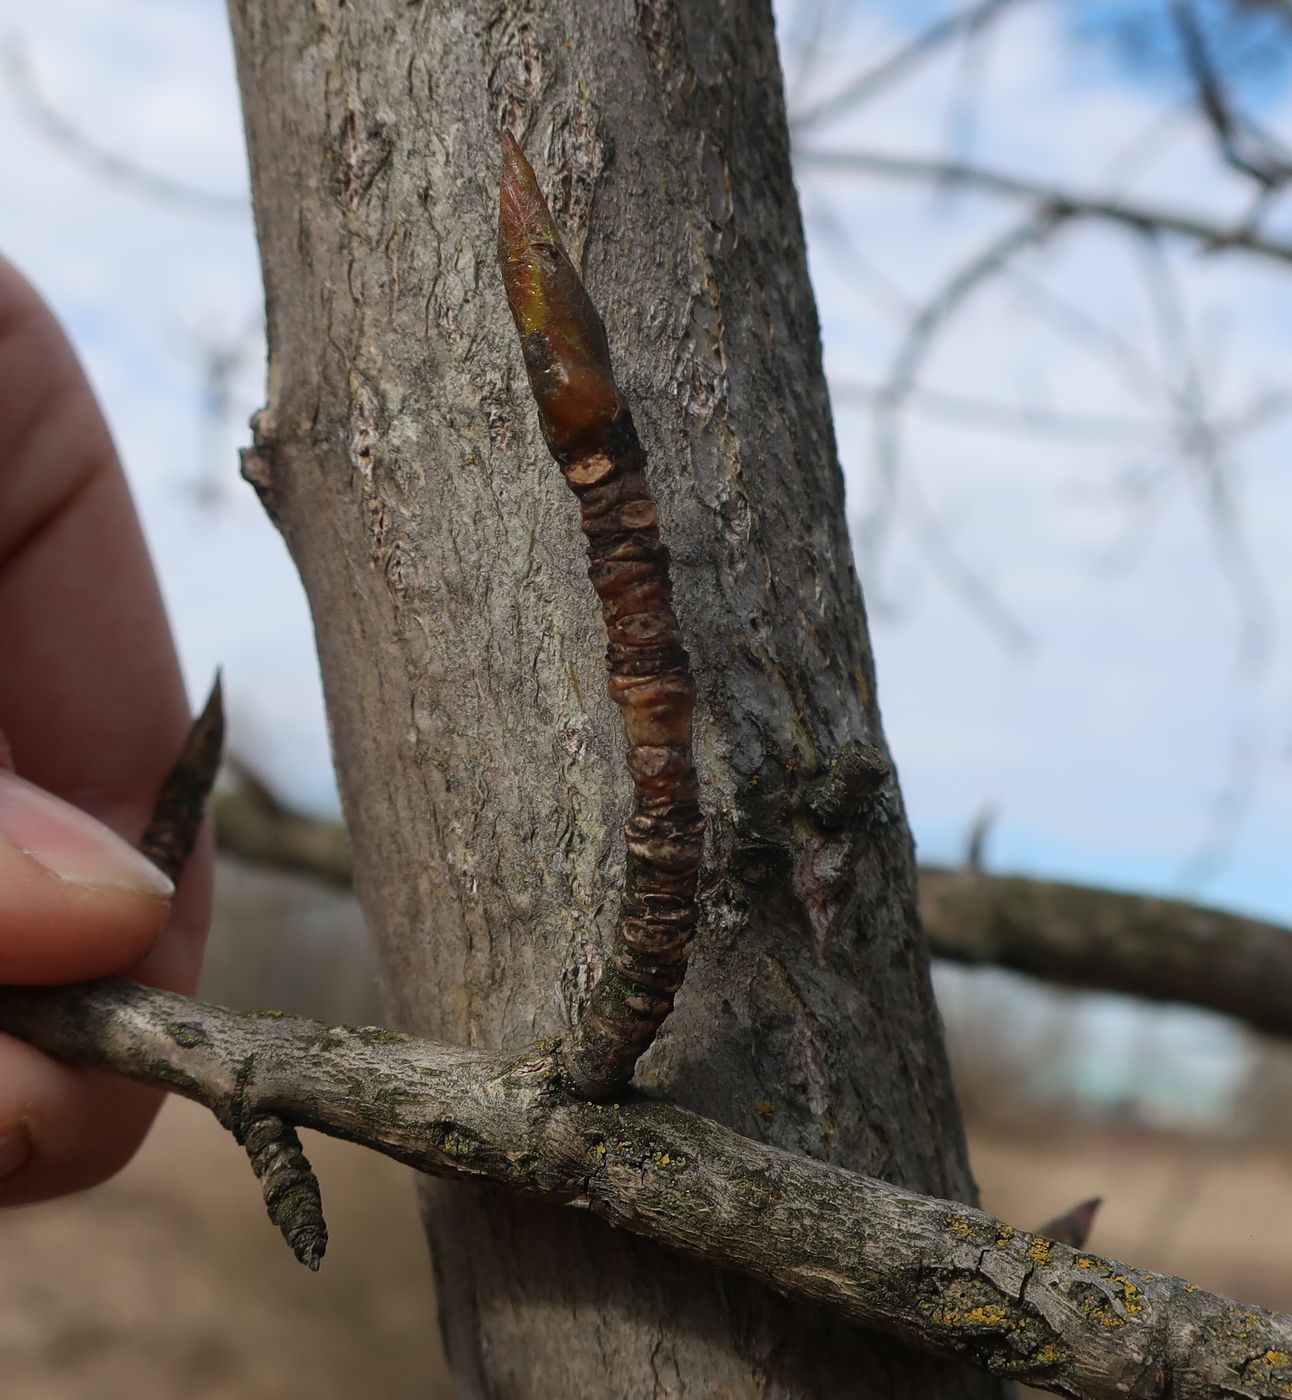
[2,1095,1288,1399]
[0,1097,448,1399]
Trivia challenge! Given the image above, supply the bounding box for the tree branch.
[921,866,1292,1040]
[790,0,1037,134]
[213,764,352,885]
[1172,0,1292,193]
[0,976,1288,1400]
[795,149,1292,265]
[209,789,1292,1045]
[1,38,248,218]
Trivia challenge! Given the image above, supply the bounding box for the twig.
[794,148,1292,266]
[141,684,328,1266]
[2,38,248,219]
[214,762,353,885]
[831,380,1165,443]
[497,134,704,1100]
[864,211,1060,653]
[1175,724,1264,891]
[1133,237,1274,676]
[1173,0,1292,193]
[0,976,1288,1400]
[791,0,1036,133]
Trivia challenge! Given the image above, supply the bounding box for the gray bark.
[921,868,1292,1041]
[5,978,1291,1400]
[226,3,997,1396]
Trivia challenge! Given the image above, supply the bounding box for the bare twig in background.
[782,0,835,118]
[2,37,247,218]
[1133,236,1274,676]
[940,0,1004,167]
[800,182,915,324]
[791,0,1036,133]
[216,762,353,886]
[860,211,1062,652]
[835,381,1146,440]
[184,319,265,507]
[1175,723,1265,891]
[1173,0,1292,192]
[795,148,1292,265]
[964,806,997,871]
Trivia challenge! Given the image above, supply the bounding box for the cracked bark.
[1,979,1288,1400]
[227,2,996,1396]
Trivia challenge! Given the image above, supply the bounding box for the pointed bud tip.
[1036,1196,1103,1249]
[498,130,553,248]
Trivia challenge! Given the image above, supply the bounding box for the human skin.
[0,259,211,1204]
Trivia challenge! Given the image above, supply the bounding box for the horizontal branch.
[210,794,1292,1044]
[1,978,1289,1399]
[921,867,1292,1040]
[795,149,1292,266]
[213,780,353,885]
[790,0,1036,133]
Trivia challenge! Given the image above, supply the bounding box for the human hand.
[0,259,212,1204]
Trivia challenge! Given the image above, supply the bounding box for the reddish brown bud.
[498,132,622,455]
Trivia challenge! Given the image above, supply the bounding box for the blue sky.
[1,0,1288,951]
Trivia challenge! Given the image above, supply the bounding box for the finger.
[0,261,212,1200]
[0,1034,161,1202]
[0,768,173,983]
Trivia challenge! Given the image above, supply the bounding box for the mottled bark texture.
[227,3,993,1396]
[4,980,1291,1400]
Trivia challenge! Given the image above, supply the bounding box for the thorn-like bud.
[139,673,225,883]
[1035,1196,1102,1249]
[498,131,621,456]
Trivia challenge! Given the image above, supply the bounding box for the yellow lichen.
[945,1214,973,1237]
[995,1224,1015,1247]
[963,1305,1008,1327]
[1117,1278,1143,1317]
[1028,1237,1052,1266]
[754,1101,775,1119]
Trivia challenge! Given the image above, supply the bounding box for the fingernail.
[0,771,173,897]
[0,1125,31,1183]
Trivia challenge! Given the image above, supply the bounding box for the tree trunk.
[227,3,1001,1396]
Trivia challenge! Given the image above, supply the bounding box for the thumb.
[0,767,173,983]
